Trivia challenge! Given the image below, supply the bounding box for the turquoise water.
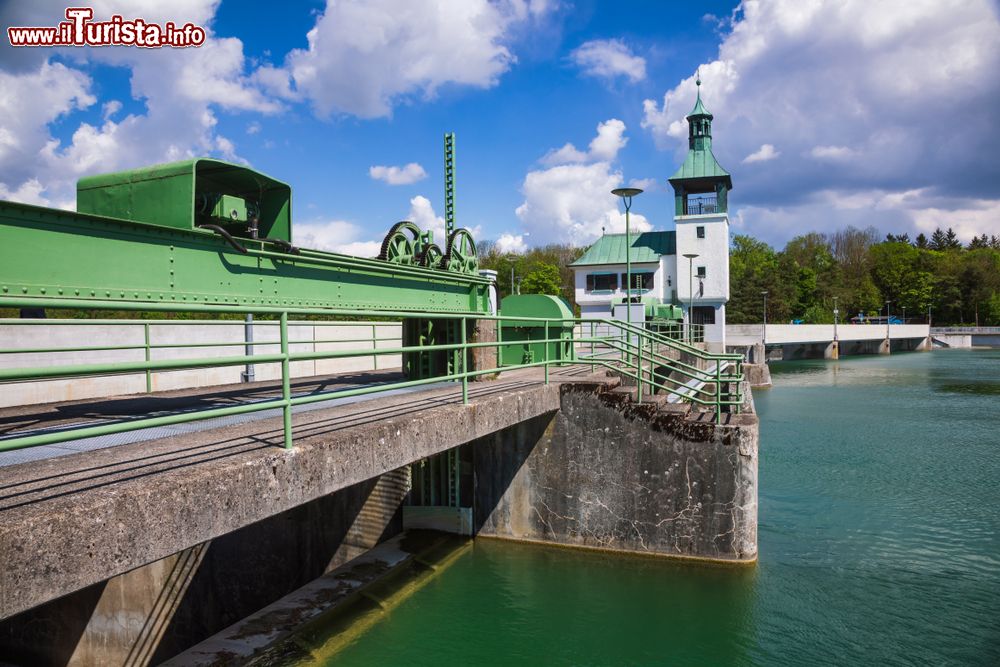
[328,350,1000,665]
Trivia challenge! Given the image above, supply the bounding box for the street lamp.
[611,188,643,333]
[760,290,768,348]
[832,296,839,341]
[683,253,699,343]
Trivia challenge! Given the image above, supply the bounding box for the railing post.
[544,320,550,385]
[637,327,643,404]
[280,312,293,449]
[496,314,503,368]
[461,317,469,404]
[715,360,722,424]
[143,322,152,393]
[590,321,595,372]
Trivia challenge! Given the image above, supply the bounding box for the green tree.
[519,263,562,295]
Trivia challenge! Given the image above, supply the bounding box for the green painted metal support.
[280,312,292,449]
[143,322,152,393]
[444,132,456,239]
[461,318,469,404]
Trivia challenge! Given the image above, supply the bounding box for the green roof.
[687,92,712,119]
[570,231,675,266]
[669,146,732,184]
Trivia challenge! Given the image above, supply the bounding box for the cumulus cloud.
[743,143,779,163]
[369,163,428,185]
[641,0,1000,244]
[541,118,627,166]
[0,1,281,208]
[495,233,529,253]
[278,0,553,118]
[294,219,382,256]
[570,39,646,83]
[518,119,649,245]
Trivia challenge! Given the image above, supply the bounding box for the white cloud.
[516,161,650,246]
[294,219,382,257]
[0,1,282,208]
[641,0,1000,243]
[279,0,552,118]
[541,118,627,166]
[810,145,855,160]
[102,100,122,120]
[495,233,529,253]
[246,121,262,135]
[369,162,428,185]
[570,39,646,83]
[519,118,648,245]
[743,143,779,163]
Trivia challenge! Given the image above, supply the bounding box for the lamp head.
[611,187,643,198]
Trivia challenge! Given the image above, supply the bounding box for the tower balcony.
[685,195,717,215]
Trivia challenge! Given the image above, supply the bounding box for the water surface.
[327,350,1000,665]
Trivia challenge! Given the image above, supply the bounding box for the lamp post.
[611,188,643,334]
[833,296,839,341]
[683,253,699,343]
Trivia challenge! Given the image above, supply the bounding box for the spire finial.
[696,67,701,89]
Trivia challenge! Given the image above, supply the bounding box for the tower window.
[696,226,705,239]
[696,266,707,278]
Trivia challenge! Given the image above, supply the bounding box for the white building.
[571,76,732,349]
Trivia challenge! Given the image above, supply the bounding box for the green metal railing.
[0,298,744,454]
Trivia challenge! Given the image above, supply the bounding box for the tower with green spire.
[669,74,732,351]
[668,75,732,216]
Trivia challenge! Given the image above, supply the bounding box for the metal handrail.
[0,300,745,453]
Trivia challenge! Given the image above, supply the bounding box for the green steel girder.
[0,200,490,315]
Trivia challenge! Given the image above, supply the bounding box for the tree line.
[479,225,1000,327]
[729,227,1000,326]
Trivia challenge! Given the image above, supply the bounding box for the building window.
[620,272,654,291]
[696,226,705,239]
[691,306,716,325]
[696,266,707,278]
[586,273,618,292]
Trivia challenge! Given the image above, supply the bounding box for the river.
[322,349,1000,665]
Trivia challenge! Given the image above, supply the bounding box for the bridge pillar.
[824,340,839,359]
[878,338,891,355]
[917,336,933,351]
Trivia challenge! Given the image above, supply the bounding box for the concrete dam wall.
[474,382,758,562]
[0,372,759,665]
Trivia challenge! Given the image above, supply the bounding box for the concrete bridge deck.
[0,366,597,620]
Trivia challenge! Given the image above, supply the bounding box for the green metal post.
[143,322,152,393]
[280,312,293,449]
[544,321,549,385]
[496,313,503,368]
[590,321,595,372]
[461,317,469,404]
[444,132,456,239]
[637,327,644,403]
[715,360,722,424]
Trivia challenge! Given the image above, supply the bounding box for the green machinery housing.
[0,157,488,380]
[498,295,575,366]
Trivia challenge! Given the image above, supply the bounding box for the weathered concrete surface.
[0,469,408,666]
[470,318,498,379]
[0,370,570,621]
[474,381,758,562]
[743,362,772,388]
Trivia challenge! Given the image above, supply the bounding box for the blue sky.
[1,1,998,256]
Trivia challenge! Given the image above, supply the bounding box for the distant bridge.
[727,323,932,360]
[930,327,1000,348]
